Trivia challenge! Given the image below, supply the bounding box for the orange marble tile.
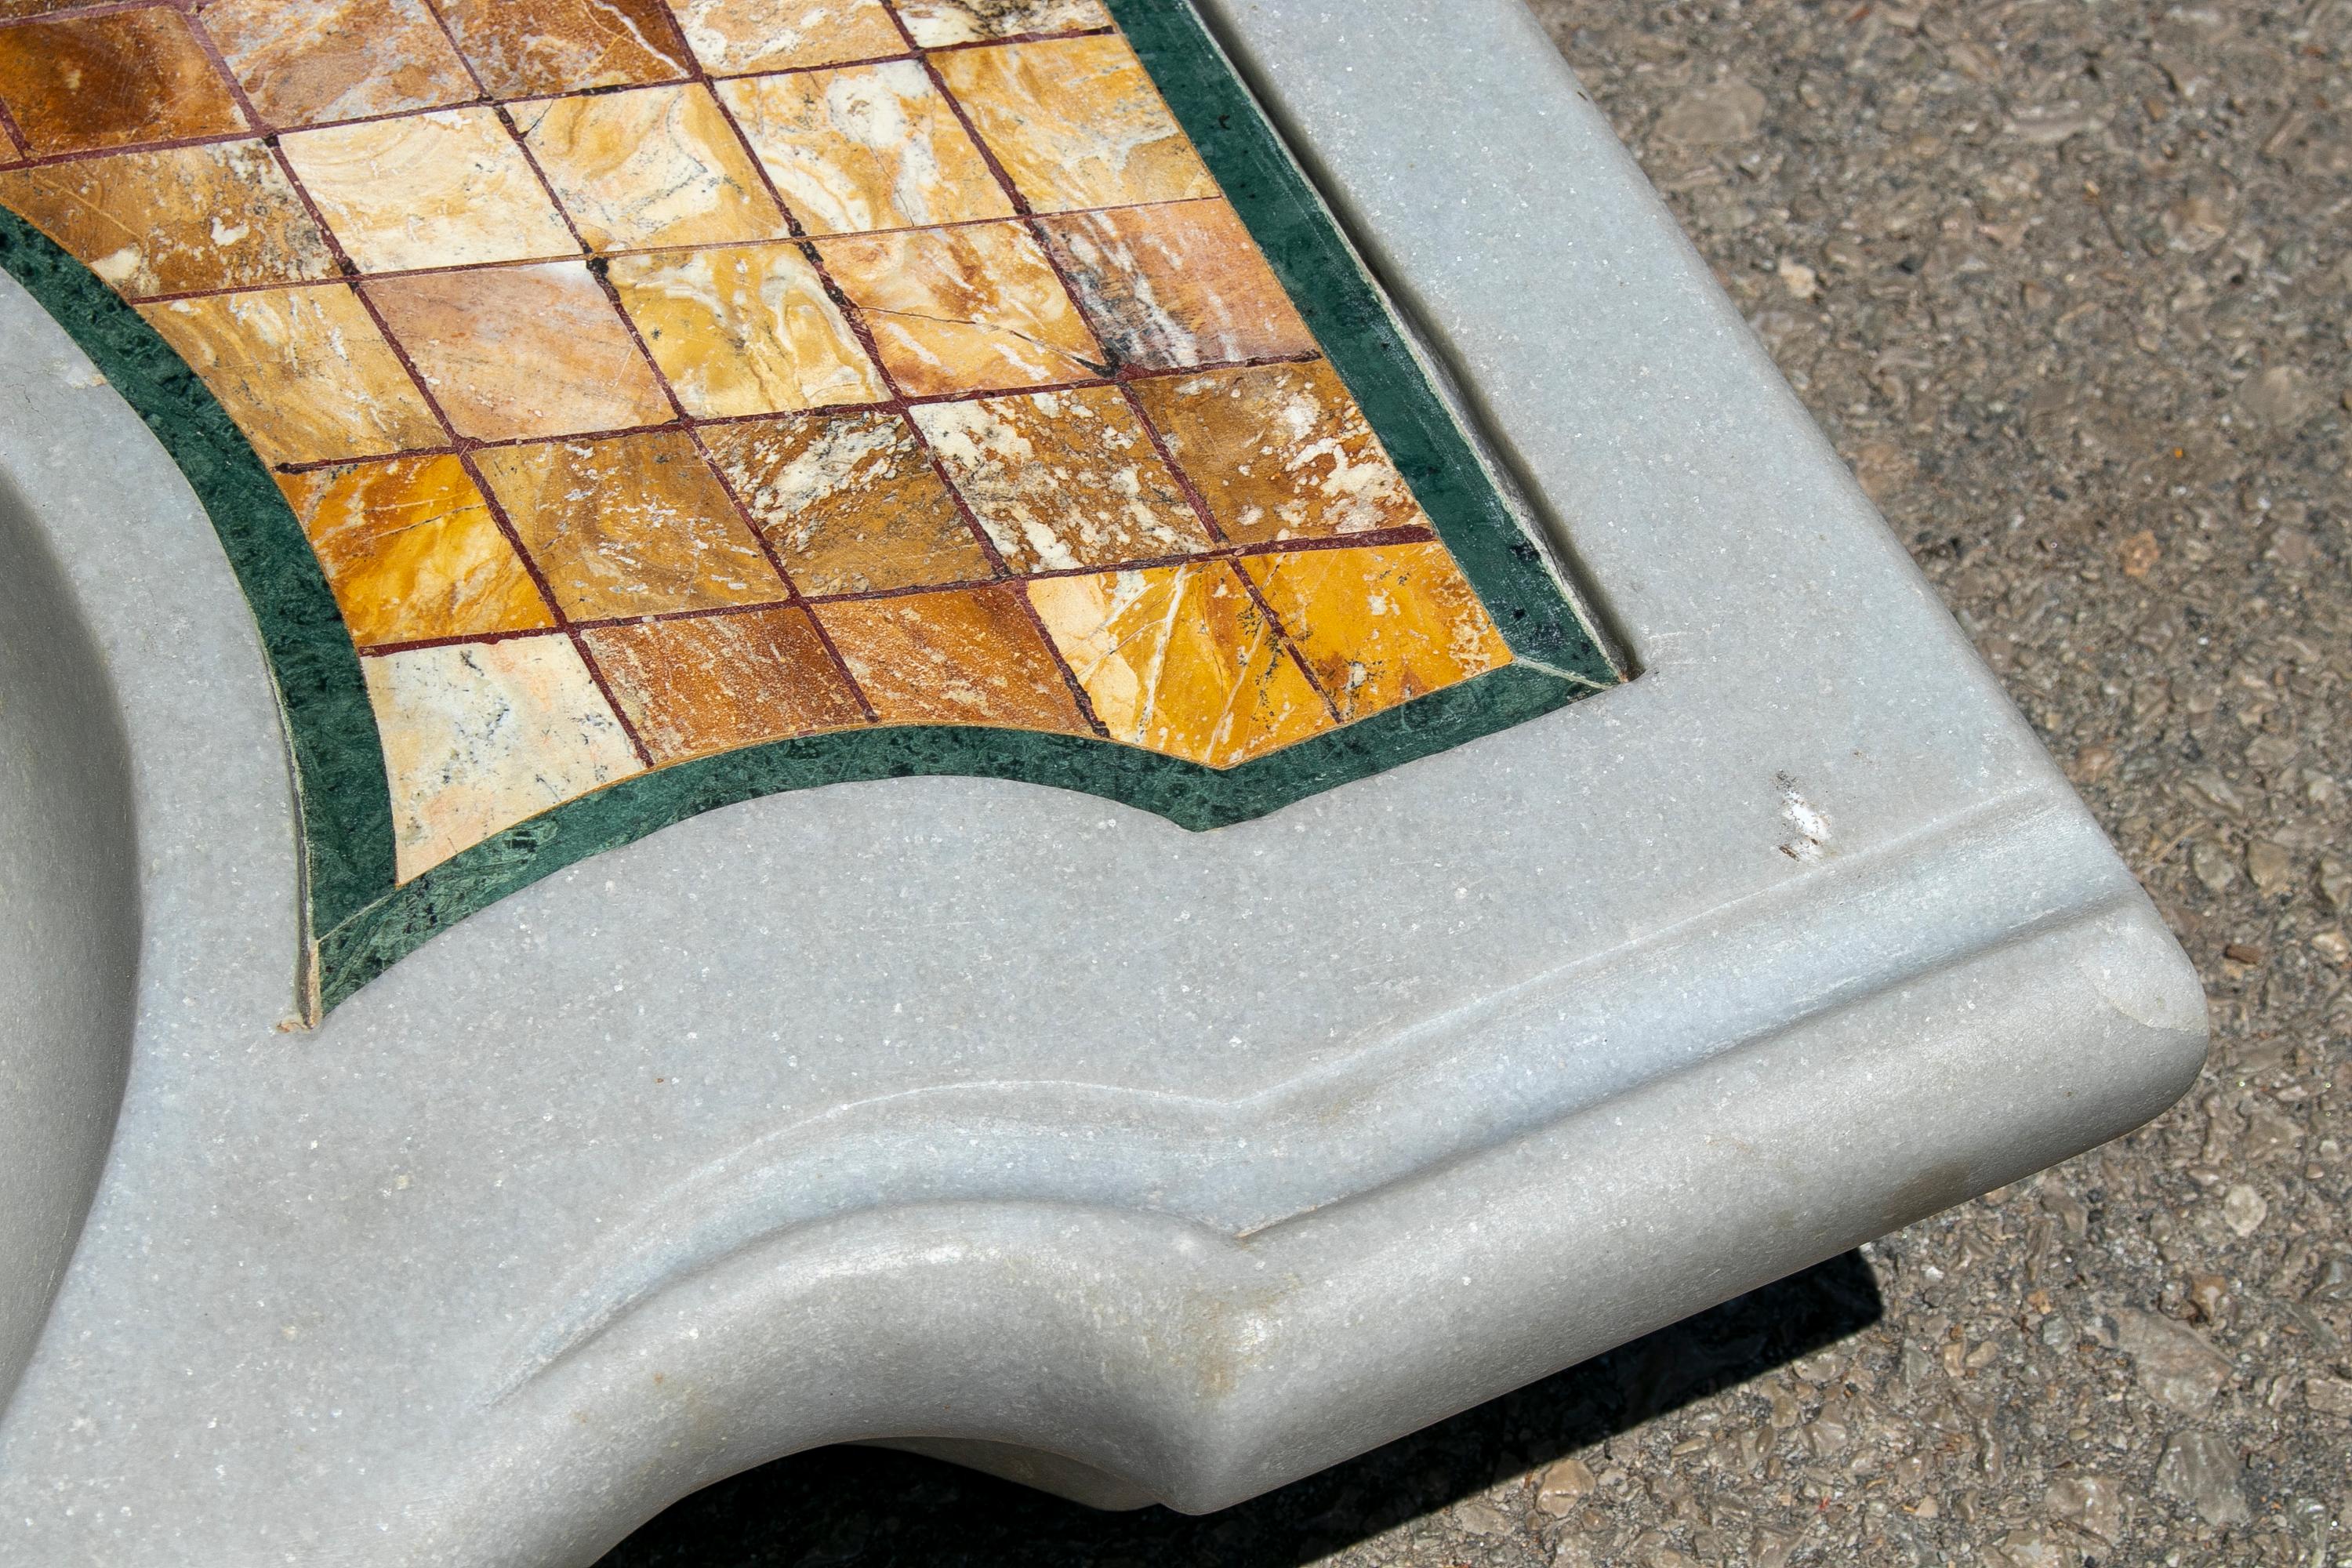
[1131,361,1428,546]
[931,36,1214,213]
[0,9,245,155]
[518,83,786,252]
[365,634,644,880]
[664,0,905,75]
[0,140,335,298]
[815,586,1087,731]
[278,453,554,648]
[138,285,445,466]
[1239,543,1512,722]
[281,107,579,273]
[703,410,993,596]
[579,605,866,764]
[195,0,477,128]
[912,385,1209,574]
[366,262,674,441]
[892,0,1109,46]
[715,62,1011,238]
[607,241,883,418]
[437,0,691,98]
[1027,562,1333,768]
[473,429,786,620]
[1035,201,1316,372]
[813,221,1102,397]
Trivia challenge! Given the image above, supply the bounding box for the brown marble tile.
[608,241,882,419]
[279,453,554,648]
[1028,562,1332,768]
[912,385,1209,573]
[518,84,785,252]
[664,0,905,75]
[0,140,335,298]
[580,604,866,763]
[715,62,1010,237]
[281,107,579,273]
[815,585,1087,731]
[0,9,246,155]
[703,410,993,596]
[1239,543,1512,722]
[931,36,1214,214]
[437,0,691,98]
[139,285,445,466]
[1035,201,1316,372]
[366,262,674,441]
[892,0,1109,47]
[473,429,787,619]
[1131,361,1428,546]
[194,0,477,128]
[813,220,1102,397]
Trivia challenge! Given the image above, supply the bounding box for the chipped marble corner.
[607,241,883,419]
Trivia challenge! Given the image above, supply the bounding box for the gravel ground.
[601,2,2352,1563]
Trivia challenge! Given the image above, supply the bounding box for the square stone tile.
[814,584,1087,731]
[1238,543,1512,723]
[608,242,882,419]
[813,220,1100,397]
[716,60,1011,237]
[579,604,867,764]
[473,428,787,620]
[195,0,477,128]
[278,453,555,648]
[138,285,445,466]
[437,0,691,99]
[703,410,993,596]
[518,84,786,253]
[366,261,674,441]
[912,385,1209,573]
[664,0,905,75]
[1131,361,1428,545]
[892,0,1108,47]
[0,9,247,154]
[365,634,644,880]
[1035,200,1316,372]
[0,140,336,298]
[931,35,1214,213]
[281,107,579,273]
[1027,562,1333,768]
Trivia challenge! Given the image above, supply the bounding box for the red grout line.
[0,0,183,31]
[0,99,26,162]
[416,0,493,100]
[158,0,264,143]
[913,26,1119,55]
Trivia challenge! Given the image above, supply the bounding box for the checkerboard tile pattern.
[0,0,1515,881]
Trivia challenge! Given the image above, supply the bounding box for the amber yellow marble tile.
[518,84,786,252]
[703,411,993,595]
[1131,361,1428,546]
[1028,563,1332,768]
[278,454,554,648]
[280,108,579,274]
[608,242,882,419]
[912,386,1208,574]
[365,635,644,880]
[715,62,1011,237]
[664,0,904,74]
[1036,201,1316,372]
[931,36,1215,214]
[893,0,1108,46]
[437,0,693,98]
[474,429,787,620]
[0,140,336,299]
[366,262,675,441]
[1239,543,1512,723]
[0,9,246,156]
[197,0,477,128]
[580,605,867,764]
[815,586,1088,731]
[814,221,1102,397]
[139,285,445,466]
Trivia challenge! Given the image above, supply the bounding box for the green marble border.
[0,1,1621,1016]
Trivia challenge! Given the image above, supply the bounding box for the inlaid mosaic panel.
[0,0,1621,1014]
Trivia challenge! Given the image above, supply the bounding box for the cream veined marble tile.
[280,107,580,274]
[891,0,1110,47]
[518,83,788,253]
[664,0,906,75]
[608,241,884,418]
